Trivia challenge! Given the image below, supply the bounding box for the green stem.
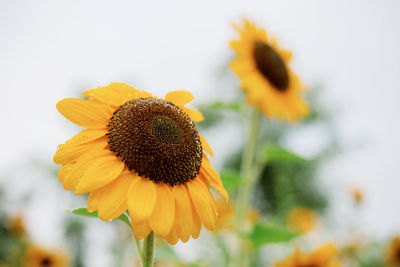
[234,107,261,267]
[141,231,155,267]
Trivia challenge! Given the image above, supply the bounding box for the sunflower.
[387,236,400,266]
[274,243,340,267]
[286,206,319,234]
[24,246,69,267]
[54,83,228,244]
[351,188,363,205]
[230,19,309,122]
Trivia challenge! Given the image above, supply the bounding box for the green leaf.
[220,170,241,191]
[71,208,132,228]
[249,221,298,249]
[262,146,307,163]
[210,101,242,112]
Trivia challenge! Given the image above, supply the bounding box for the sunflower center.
[149,115,183,144]
[107,97,203,186]
[40,257,53,266]
[253,41,289,91]
[396,247,400,262]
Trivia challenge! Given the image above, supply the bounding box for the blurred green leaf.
[262,146,307,163]
[220,170,241,192]
[210,101,242,112]
[71,208,132,228]
[249,221,298,249]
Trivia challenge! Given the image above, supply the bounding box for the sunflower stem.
[141,231,155,267]
[234,107,261,267]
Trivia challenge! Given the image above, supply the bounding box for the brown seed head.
[107,98,203,186]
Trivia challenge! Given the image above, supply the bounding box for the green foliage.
[71,208,132,228]
[220,170,241,192]
[248,221,298,249]
[262,146,307,163]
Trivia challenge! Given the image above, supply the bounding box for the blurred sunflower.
[5,216,25,237]
[387,236,400,266]
[286,206,319,234]
[54,83,228,244]
[275,243,340,267]
[230,19,308,122]
[214,197,260,231]
[24,246,69,267]
[351,188,363,205]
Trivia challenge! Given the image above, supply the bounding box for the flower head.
[230,19,309,122]
[54,83,228,244]
[24,246,69,267]
[275,243,340,267]
[387,236,400,266]
[286,206,319,234]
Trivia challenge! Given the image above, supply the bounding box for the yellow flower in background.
[215,197,260,231]
[54,83,228,244]
[351,188,363,205]
[387,236,400,266]
[24,246,69,267]
[230,19,309,122]
[275,243,340,267]
[287,206,318,234]
[5,215,25,237]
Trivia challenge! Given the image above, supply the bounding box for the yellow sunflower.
[230,19,309,122]
[387,236,400,266]
[286,206,319,234]
[275,243,340,267]
[24,246,69,267]
[54,83,228,244]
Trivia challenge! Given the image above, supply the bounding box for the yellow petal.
[74,155,124,194]
[127,177,156,224]
[83,83,153,107]
[182,107,204,122]
[165,227,179,245]
[187,179,216,230]
[172,185,193,242]
[87,189,103,212]
[149,184,175,237]
[54,142,91,165]
[132,220,151,240]
[201,159,229,201]
[165,91,194,106]
[62,145,111,190]
[97,173,133,221]
[63,129,107,147]
[56,98,111,129]
[58,164,73,182]
[199,134,214,157]
[191,202,202,239]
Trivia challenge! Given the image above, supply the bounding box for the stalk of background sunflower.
[229,19,309,266]
[53,83,228,267]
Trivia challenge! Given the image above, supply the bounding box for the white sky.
[1,0,400,260]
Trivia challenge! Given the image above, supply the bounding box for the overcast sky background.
[1,0,400,265]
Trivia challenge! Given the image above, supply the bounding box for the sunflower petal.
[172,185,193,242]
[199,134,214,157]
[127,177,156,224]
[97,173,132,221]
[56,98,110,129]
[191,202,202,239]
[149,184,175,237]
[58,164,73,182]
[182,107,204,122]
[74,155,124,194]
[165,227,179,245]
[132,220,152,240]
[165,91,194,106]
[62,145,111,190]
[87,189,103,212]
[187,179,216,230]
